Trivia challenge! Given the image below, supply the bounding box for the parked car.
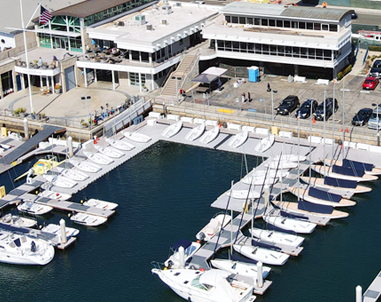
[367,106,381,130]
[373,60,381,68]
[362,77,379,90]
[276,95,299,115]
[352,108,373,126]
[351,11,358,19]
[369,61,381,78]
[295,99,318,119]
[313,98,339,121]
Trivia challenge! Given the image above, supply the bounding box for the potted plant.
[80,119,88,128]
[142,84,148,92]
[14,107,26,118]
[54,84,61,94]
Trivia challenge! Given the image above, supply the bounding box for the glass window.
[131,51,139,61]
[225,15,231,23]
[254,44,261,53]
[293,47,300,57]
[269,19,275,27]
[285,46,292,57]
[263,44,269,54]
[299,22,306,29]
[276,20,283,27]
[239,17,245,24]
[270,45,277,55]
[284,20,290,28]
[232,16,238,24]
[254,18,260,26]
[248,43,254,53]
[225,41,232,51]
[316,49,323,59]
[232,42,239,51]
[247,17,253,25]
[322,24,329,31]
[301,47,308,58]
[308,48,315,58]
[141,52,149,62]
[330,24,338,32]
[240,42,247,51]
[262,19,268,26]
[324,49,331,60]
[217,40,224,50]
[278,46,285,56]
[292,21,298,28]
[307,22,313,30]
[314,23,321,30]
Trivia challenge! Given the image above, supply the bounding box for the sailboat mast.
[342,80,345,160]
[332,82,336,157]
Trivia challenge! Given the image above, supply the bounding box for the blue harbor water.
[0,141,380,301]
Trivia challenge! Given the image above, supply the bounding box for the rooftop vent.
[146,24,153,31]
[161,19,168,25]
[135,14,146,26]
[162,5,172,14]
[175,2,182,6]
[114,21,125,27]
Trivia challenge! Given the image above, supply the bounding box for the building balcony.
[14,64,61,76]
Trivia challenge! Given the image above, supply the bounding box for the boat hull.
[263,215,316,234]
[300,177,372,194]
[210,259,271,280]
[199,126,219,144]
[249,227,304,248]
[185,124,205,141]
[311,165,378,182]
[233,244,289,266]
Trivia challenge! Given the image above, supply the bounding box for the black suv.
[370,60,381,78]
[295,99,318,119]
[313,98,339,121]
[276,95,299,115]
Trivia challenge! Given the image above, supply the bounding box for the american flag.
[39,6,52,25]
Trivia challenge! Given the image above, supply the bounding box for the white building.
[202,2,354,79]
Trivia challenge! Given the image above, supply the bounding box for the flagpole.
[20,0,34,114]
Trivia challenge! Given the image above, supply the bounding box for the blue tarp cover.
[171,239,192,251]
[324,176,357,189]
[332,165,364,177]
[308,187,341,202]
[342,159,373,172]
[298,200,333,214]
[251,238,282,251]
[279,211,308,220]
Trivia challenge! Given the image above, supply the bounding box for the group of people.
[241,92,252,103]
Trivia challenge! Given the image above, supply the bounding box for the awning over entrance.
[192,67,227,84]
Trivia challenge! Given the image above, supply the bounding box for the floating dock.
[363,271,381,302]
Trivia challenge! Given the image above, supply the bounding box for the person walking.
[267,83,271,92]
[247,92,251,102]
[241,92,246,103]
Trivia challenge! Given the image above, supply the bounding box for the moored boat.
[70,213,107,226]
[123,131,151,143]
[162,121,183,138]
[94,145,124,158]
[83,151,114,165]
[233,243,289,266]
[185,123,205,141]
[70,158,102,173]
[199,126,219,144]
[105,137,135,151]
[0,213,37,228]
[227,190,260,200]
[41,223,79,243]
[263,215,316,234]
[164,239,201,269]
[196,214,231,242]
[38,190,72,201]
[271,154,307,162]
[254,134,275,153]
[43,174,78,188]
[300,176,372,194]
[249,227,304,248]
[228,130,248,149]
[56,167,89,182]
[82,198,118,210]
[311,164,378,182]
[17,201,53,216]
[323,158,381,176]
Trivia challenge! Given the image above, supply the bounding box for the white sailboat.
[249,227,304,248]
[241,174,278,186]
[228,130,248,149]
[17,202,53,215]
[323,159,381,176]
[262,215,316,234]
[199,126,219,144]
[162,121,183,138]
[38,190,72,201]
[265,160,298,170]
[70,158,101,173]
[105,137,135,151]
[123,131,151,143]
[94,145,125,158]
[185,123,205,141]
[310,164,378,182]
[210,259,271,281]
[82,198,118,210]
[254,134,275,153]
[271,154,307,162]
[233,244,289,266]
[70,213,107,226]
[43,174,78,188]
[0,231,55,265]
[0,214,37,228]
[227,190,260,200]
[300,176,372,194]
[56,167,89,182]
[151,268,257,302]
[83,151,114,165]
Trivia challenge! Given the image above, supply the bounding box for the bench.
[242,126,255,133]
[279,131,293,138]
[167,114,180,121]
[322,138,334,145]
[205,120,218,126]
[357,143,370,151]
[255,128,269,136]
[180,117,194,124]
[294,75,307,83]
[344,141,357,149]
[227,123,241,131]
[308,136,322,144]
[148,112,163,119]
[317,79,330,85]
[194,118,206,125]
[147,119,156,126]
[369,145,381,153]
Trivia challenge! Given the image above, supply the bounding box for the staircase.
[161,53,198,97]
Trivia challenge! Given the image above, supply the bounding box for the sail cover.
[342,159,373,172]
[324,176,357,189]
[308,187,341,202]
[298,200,333,214]
[332,165,364,177]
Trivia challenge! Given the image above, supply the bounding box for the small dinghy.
[94,145,124,158]
[249,227,304,248]
[228,130,248,149]
[265,160,298,170]
[272,154,307,162]
[324,159,381,176]
[123,131,151,143]
[105,138,135,151]
[84,151,113,165]
[311,164,377,182]
[17,202,53,215]
[38,190,72,201]
[210,258,271,280]
[300,176,372,194]
[241,174,278,186]
[162,121,183,138]
[287,186,356,207]
[82,198,118,210]
[44,174,78,188]
[0,213,37,228]
[70,213,107,227]
[233,244,290,266]
[254,134,275,153]
[272,200,349,219]
[227,190,261,199]
[199,126,219,144]
[196,214,231,242]
[263,215,316,234]
[164,239,201,269]
[70,159,101,173]
[42,223,79,242]
[56,167,89,182]
[185,124,205,141]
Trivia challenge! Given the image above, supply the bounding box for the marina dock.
[363,271,381,302]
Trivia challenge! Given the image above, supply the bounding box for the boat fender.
[80,200,84,204]
[163,267,168,270]
[200,268,205,272]
[188,297,192,302]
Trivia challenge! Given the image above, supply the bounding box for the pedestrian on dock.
[267,83,271,92]
[241,93,246,103]
[247,92,251,102]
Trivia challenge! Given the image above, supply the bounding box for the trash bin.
[288,75,293,83]
[248,66,259,83]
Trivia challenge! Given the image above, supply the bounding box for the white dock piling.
[257,261,263,288]
[67,136,73,157]
[356,285,362,302]
[178,246,185,269]
[59,219,67,244]
[23,118,29,139]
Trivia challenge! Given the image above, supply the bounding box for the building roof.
[221,2,352,22]
[52,0,136,19]
[0,0,85,34]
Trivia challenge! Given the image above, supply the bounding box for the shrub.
[337,72,343,80]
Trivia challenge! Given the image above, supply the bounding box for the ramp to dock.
[2,125,65,165]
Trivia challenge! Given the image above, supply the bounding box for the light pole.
[372,103,380,146]
[270,89,277,121]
